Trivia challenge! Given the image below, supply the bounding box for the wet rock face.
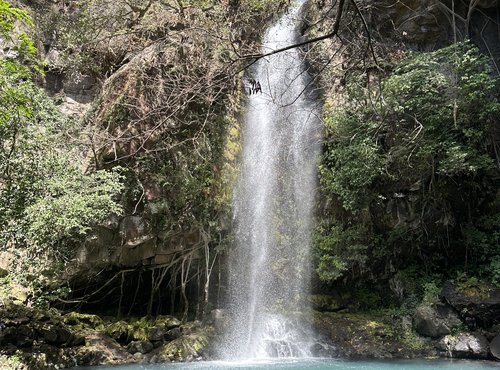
[439,332,490,359]
[413,303,462,338]
[120,216,153,248]
[74,331,133,367]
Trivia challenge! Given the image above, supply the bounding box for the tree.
[0,1,124,291]
[316,42,500,285]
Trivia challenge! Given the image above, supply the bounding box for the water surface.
[81,358,499,370]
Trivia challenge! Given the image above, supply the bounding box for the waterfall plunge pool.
[80,358,499,370]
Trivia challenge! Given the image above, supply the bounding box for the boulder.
[161,334,208,361]
[439,332,490,359]
[106,321,130,343]
[148,325,167,342]
[64,312,105,330]
[3,325,34,347]
[413,303,462,338]
[127,340,154,354]
[441,281,500,329]
[310,342,338,357]
[146,322,181,342]
[74,331,133,366]
[154,315,181,330]
[164,327,182,341]
[37,324,72,345]
[491,334,500,360]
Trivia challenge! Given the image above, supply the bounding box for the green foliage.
[0,79,124,258]
[239,0,284,11]
[0,0,31,36]
[421,282,440,305]
[26,167,124,247]
[0,2,124,289]
[351,288,383,310]
[316,42,500,285]
[320,137,383,211]
[396,267,444,307]
[453,272,493,298]
[32,0,286,78]
[314,222,371,282]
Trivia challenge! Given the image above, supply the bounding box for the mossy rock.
[161,334,209,361]
[9,285,30,304]
[129,324,148,342]
[180,320,202,335]
[313,311,433,358]
[106,321,130,343]
[64,312,105,330]
[154,315,181,330]
[128,317,151,341]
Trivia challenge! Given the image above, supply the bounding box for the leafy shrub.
[0,2,124,287]
[316,42,500,285]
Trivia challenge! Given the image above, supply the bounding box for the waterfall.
[220,0,321,360]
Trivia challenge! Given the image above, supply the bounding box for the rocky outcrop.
[161,329,212,362]
[0,302,214,369]
[370,0,454,48]
[0,304,86,369]
[491,334,500,360]
[441,281,500,329]
[313,311,434,359]
[439,332,490,359]
[126,340,154,355]
[73,331,133,367]
[413,304,462,338]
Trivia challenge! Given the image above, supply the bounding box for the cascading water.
[220,0,321,360]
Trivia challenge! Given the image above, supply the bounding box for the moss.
[455,276,493,300]
[154,315,181,330]
[106,320,130,343]
[314,310,432,358]
[401,329,428,350]
[114,317,150,342]
[64,312,105,331]
[161,334,208,361]
[129,325,148,342]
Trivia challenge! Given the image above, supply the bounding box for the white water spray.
[220,0,321,360]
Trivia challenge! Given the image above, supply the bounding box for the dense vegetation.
[1,0,289,315]
[315,42,500,305]
[1,0,500,367]
[0,0,123,290]
[1,0,499,319]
